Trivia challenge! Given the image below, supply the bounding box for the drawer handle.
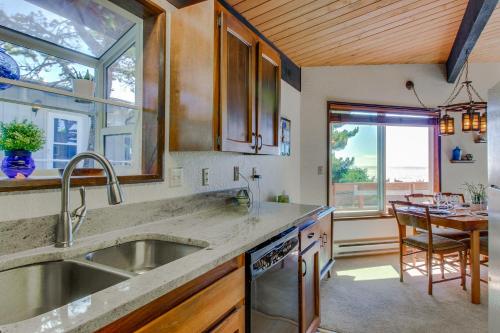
[307,232,315,239]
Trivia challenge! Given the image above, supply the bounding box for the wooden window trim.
[0,0,166,193]
[326,101,442,214]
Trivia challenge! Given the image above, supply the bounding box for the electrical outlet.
[202,168,209,186]
[234,166,239,181]
[318,166,324,175]
[169,167,183,187]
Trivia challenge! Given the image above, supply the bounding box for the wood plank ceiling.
[225,0,500,67]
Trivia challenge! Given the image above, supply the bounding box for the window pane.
[385,126,432,204]
[1,41,94,90]
[330,124,379,213]
[104,134,132,166]
[53,144,77,168]
[106,45,137,126]
[54,118,78,144]
[0,0,135,57]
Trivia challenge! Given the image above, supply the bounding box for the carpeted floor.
[320,253,488,333]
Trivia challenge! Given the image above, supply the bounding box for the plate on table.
[473,211,488,217]
[428,208,453,215]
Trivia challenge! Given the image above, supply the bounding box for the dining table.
[391,206,488,304]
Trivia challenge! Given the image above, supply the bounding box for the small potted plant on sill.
[70,68,94,102]
[0,120,45,179]
[463,182,487,210]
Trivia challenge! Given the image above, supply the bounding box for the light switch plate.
[234,166,239,181]
[169,167,183,187]
[202,168,209,186]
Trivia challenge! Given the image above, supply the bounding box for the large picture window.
[328,102,440,217]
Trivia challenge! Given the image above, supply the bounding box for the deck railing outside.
[331,181,431,211]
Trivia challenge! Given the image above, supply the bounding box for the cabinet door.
[219,10,257,154]
[319,214,334,278]
[299,241,320,333]
[256,41,281,155]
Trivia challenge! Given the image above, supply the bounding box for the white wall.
[301,63,498,241]
[0,2,302,223]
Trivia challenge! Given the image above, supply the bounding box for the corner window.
[0,0,166,191]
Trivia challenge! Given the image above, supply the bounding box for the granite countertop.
[0,201,332,333]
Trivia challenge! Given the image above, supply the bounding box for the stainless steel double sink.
[0,239,206,325]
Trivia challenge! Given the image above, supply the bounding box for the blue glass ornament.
[0,48,20,90]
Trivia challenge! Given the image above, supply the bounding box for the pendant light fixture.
[440,56,486,134]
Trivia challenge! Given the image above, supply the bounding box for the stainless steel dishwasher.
[246,226,300,332]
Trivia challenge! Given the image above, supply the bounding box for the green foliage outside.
[331,125,373,183]
[0,120,45,152]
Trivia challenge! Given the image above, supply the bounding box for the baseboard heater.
[334,238,399,257]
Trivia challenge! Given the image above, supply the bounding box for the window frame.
[327,101,441,218]
[0,0,166,192]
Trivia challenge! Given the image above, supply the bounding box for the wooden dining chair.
[460,236,489,283]
[438,192,466,203]
[404,193,434,204]
[405,193,470,240]
[390,201,467,295]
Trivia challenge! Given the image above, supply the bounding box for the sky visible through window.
[0,0,135,58]
[334,124,429,183]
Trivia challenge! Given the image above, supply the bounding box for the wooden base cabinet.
[318,213,334,279]
[170,0,281,155]
[97,256,244,333]
[299,241,321,333]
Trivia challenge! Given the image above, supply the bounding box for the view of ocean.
[364,166,429,182]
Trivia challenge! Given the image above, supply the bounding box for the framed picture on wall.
[280,117,291,156]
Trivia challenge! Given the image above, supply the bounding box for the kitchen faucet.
[55,152,123,248]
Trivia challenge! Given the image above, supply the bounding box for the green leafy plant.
[463,182,487,204]
[69,68,94,81]
[0,120,45,152]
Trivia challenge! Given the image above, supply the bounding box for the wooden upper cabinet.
[170,0,281,155]
[256,42,281,155]
[219,10,257,153]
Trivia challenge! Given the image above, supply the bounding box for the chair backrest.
[390,200,432,232]
[439,192,465,203]
[404,193,434,204]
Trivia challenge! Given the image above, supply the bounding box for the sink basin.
[0,260,129,325]
[84,239,205,274]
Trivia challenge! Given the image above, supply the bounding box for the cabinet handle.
[323,232,328,246]
[250,132,256,149]
[307,232,315,239]
[302,260,307,277]
[258,134,263,150]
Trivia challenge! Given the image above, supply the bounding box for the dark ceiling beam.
[446,0,499,83]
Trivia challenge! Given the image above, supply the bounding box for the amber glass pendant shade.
[446,115,455,135]
[440,116,447,135]
[472,111,480,131]
[480,112,487,134]
[462,111,472,132]
[440,114,454,135]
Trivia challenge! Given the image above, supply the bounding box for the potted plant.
[70,68,94,101]
[463,182,487,210]
[0,120,45,178]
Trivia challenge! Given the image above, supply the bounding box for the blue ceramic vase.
[0,47,20,90]
[452,146,462,161]
[1,150,36,178]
